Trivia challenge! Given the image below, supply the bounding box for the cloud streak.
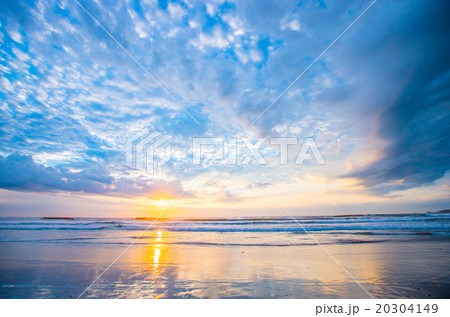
[0,153,183,198]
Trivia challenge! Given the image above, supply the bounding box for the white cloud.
[223,14,245,36]
[235,50,249,64]
[8,30,23,44]
[12,49,30,62]
[168,3,186,20]
[250,50,263,63]
[281,19,301,31]
[190,27,229,51]
[1,78,13,92]
[135,20,149,38]
[206,4,215,16]
[188,20,200,29]
[166,27,180,38]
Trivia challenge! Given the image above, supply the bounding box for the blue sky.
[0,0,449,217]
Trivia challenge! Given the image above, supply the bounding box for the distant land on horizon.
[14,208,450,220]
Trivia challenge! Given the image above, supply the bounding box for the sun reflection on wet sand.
[1,229,448,298]
[15,223,440,299]
[152,231,164,273]
[100,234,450,299]
[118,233,383,298]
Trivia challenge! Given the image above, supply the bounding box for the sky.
[0,0,449,217]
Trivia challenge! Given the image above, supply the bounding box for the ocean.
[0,212,449,246]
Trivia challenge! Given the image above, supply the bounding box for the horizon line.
[1,209,449,220]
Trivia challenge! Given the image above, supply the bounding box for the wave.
[0,213,448,236]
[1,214,448,226]
[0,239,389,246]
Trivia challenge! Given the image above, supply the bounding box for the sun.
[157,200,166,206]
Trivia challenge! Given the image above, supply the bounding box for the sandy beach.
[0,215,449,299]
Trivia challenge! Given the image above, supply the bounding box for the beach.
[0,214,449,299]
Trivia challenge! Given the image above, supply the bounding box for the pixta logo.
[125,129,325,174]
[192,137,325,165]
[125,128,172,175]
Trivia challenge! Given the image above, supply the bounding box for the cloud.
[190,27,230,51]
[0,153,184,198]
[168,3,186,20]
[0,0,448,204]
[281,19,300,31]
[340,0,450,193]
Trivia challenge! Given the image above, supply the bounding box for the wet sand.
[1,239,449,298]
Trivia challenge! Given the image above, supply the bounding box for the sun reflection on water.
[156,230,163,242]
[126,230,389,298]
[152,231,164,273]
